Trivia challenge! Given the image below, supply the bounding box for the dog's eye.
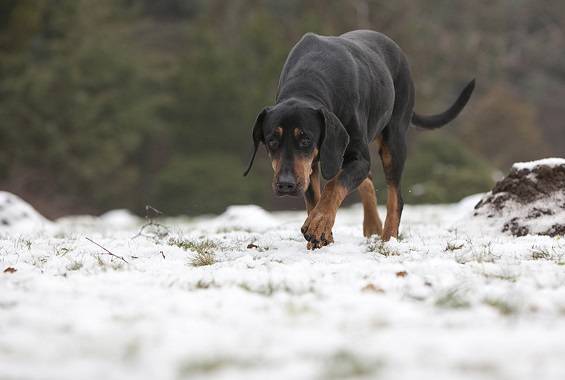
[268,139,279,150]
[299,138,311,148]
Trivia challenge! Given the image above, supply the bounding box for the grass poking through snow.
[169,237,217,267]
[366,238,399,257]
[435,288,471,309]
[483,298,517,316]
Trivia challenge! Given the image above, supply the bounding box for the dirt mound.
[474,158,565,237]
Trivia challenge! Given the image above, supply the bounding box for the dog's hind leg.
[358,176,382,237]
[379,69,413,241]
[379,136,406,241]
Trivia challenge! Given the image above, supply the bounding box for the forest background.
[1,0,563,217]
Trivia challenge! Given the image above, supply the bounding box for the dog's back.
[339,30,407,78]
[277,31,399,137]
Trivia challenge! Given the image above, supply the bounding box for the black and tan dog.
[244,30,474,249]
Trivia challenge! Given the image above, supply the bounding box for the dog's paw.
[301,208,335,250]
[306,232,333,250]
[381,223,399,242]
[363,219,383,238]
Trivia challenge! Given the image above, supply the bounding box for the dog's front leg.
[302,158,369,250]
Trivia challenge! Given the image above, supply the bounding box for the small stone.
[361,283,385,293]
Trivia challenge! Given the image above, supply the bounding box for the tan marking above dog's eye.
[293,128,303,139]
[274,127,283,136]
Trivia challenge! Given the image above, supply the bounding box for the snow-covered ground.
[512,157,565,171]
[1,196,565,380]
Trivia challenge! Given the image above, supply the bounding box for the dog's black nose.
[276,181,297,194]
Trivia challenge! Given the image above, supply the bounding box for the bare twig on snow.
[85,237,129,264]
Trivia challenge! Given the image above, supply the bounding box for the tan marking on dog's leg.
[302,175,348,249]
[358,177,382,237]
[316,178,348,218]
[382,184,401,241]
[379,142,402,241]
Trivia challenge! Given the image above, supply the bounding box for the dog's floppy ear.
[318,108,350,180]
[243,107,269,176]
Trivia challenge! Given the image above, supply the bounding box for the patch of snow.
[512,157,565,171]
[100,209,140,228]
[453,193,485,219]
[200,205,279,232]
[1,197,565,380]
[0,191,52,232]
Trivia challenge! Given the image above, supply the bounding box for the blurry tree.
[0,0,563,217]
[458,85,551,168]
[401,133,494,204]
[154,153,268,215]
[123,0,202,20]
[0,0,168,214]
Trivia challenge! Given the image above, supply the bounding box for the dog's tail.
[411,79,475,129]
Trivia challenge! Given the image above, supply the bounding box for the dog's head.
[244,100,349,196]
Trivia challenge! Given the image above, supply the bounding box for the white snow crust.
[512,157,565,171]
[1,196,565,380]
[0,191,52,231]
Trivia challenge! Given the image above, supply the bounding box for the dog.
[244,30,474,249]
